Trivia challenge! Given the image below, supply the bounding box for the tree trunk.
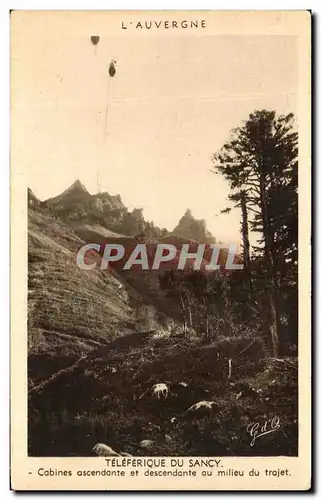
[259,173,280,357]
[240,192,251,292]
[267,293,280,357]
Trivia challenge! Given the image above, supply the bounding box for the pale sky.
[11,12,298,244]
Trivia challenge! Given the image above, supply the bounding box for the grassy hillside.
[28,207,135,365]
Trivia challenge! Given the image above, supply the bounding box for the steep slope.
[34,182,241,346]
[40,182,239,326]
[28,205,135,361]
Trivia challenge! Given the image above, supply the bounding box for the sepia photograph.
[10,10,311,490]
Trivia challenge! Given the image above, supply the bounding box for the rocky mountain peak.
[172,209,216,244]
[42,182,216,244]
[65,179,89,195]
[45,179,90,209]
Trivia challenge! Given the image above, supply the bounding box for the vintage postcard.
[10,10,311,491]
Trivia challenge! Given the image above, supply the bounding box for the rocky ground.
[28,334,298,457]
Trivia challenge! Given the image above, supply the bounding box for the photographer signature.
[246,416,281,447]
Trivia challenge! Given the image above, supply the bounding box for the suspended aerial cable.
[103,76,111,142]
[103,60,117,141]
[90,35,117,192]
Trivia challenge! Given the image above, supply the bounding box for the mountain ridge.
[43,180,217,244]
